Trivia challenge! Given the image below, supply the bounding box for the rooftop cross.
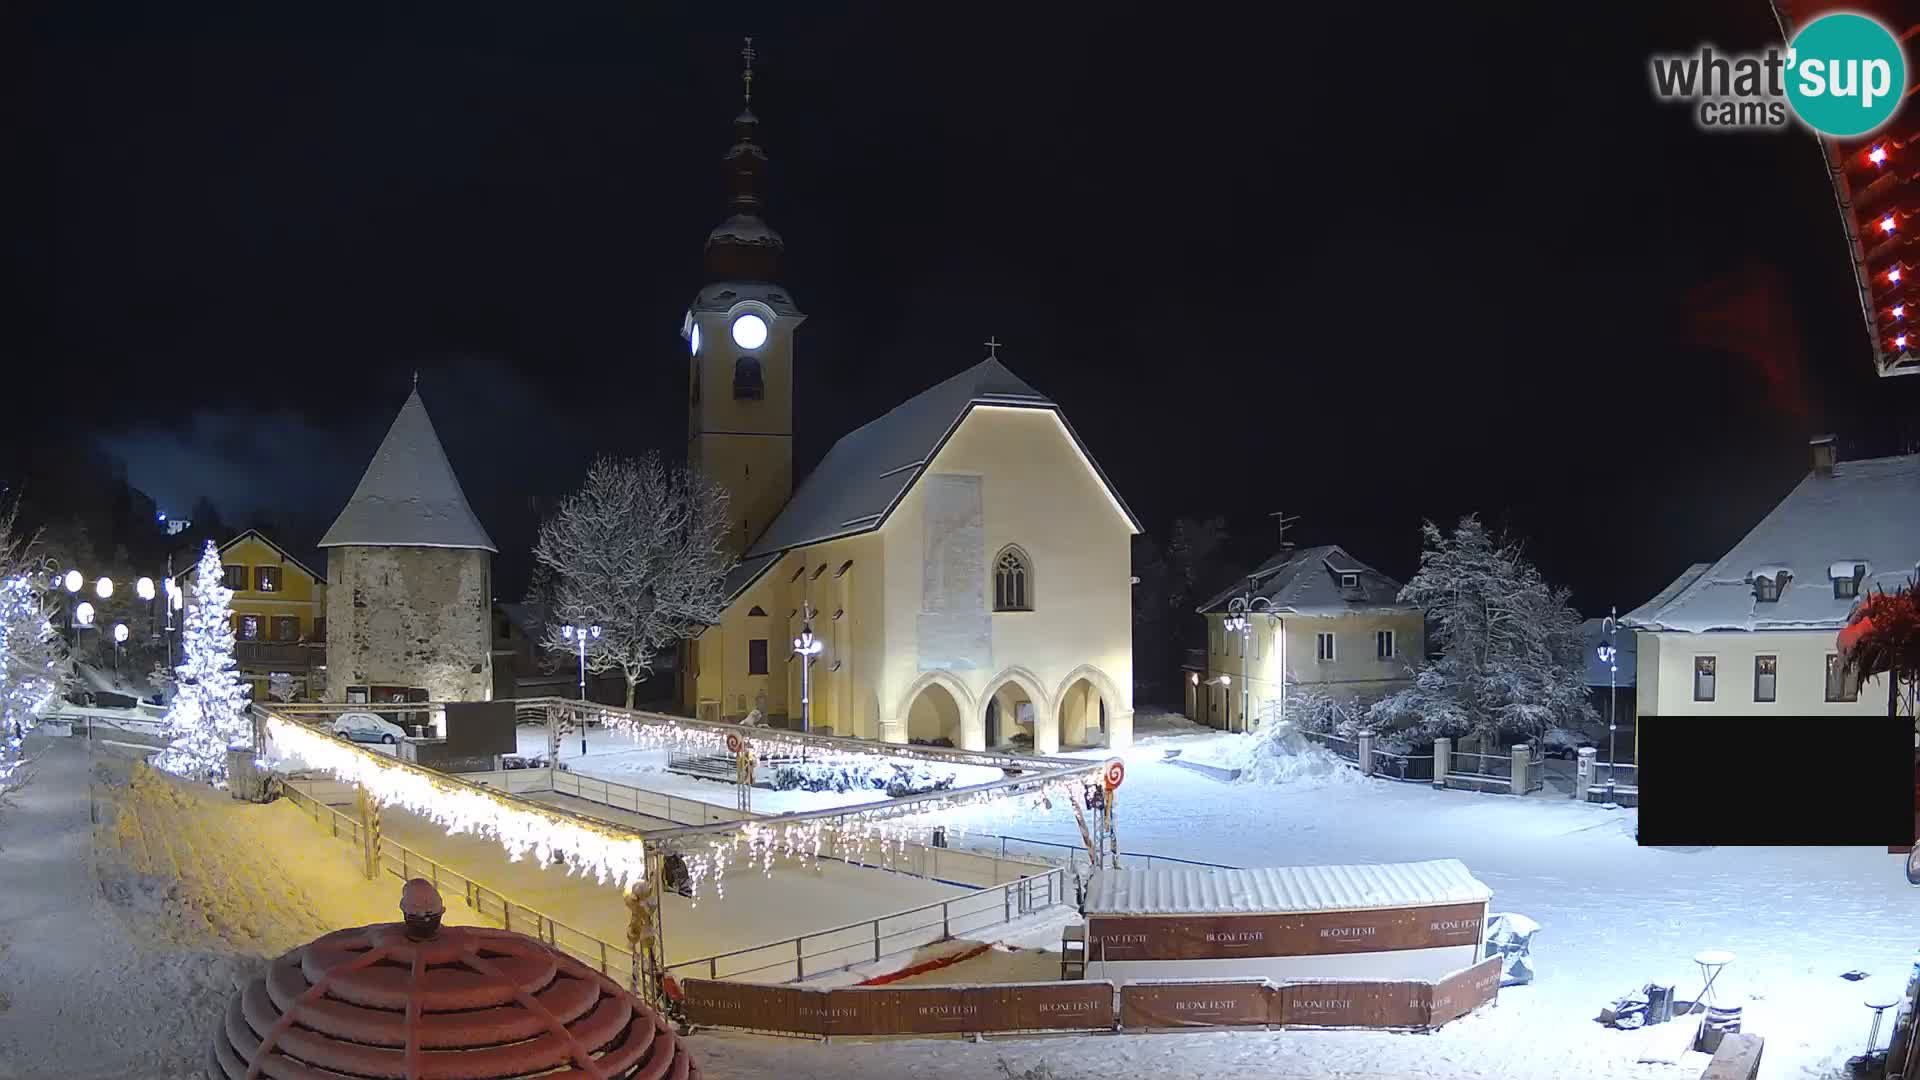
[983,336,1002,360]
[741,36,756,105]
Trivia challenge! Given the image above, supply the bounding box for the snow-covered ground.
[8,707,1906,1080]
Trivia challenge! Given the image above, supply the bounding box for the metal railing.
[1587,760,1639,797]
[664,866,1068,985]
[1307,731,1361,765]
[279,780,638,984]
[1370,748,1436,783]
[982,833,1238,872]
[550,769,749,827]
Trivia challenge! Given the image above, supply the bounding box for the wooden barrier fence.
[681,956,1501,1039]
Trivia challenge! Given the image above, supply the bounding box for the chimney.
[1810,434,1838,476]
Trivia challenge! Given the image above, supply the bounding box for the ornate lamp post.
[559,624,601,756]
[792,604,824,733]
[1597,609,1620,800]
[1224,590,1277,734]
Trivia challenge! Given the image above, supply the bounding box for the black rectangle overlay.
[1638,717,1914,846]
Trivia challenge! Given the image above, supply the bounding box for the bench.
[1699,1033,1762,1080]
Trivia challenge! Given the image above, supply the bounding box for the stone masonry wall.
[325,546,492,702]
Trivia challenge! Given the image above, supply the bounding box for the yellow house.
[671,79,1141,753]
[1188,545,1425,732]
[173,529,327,702]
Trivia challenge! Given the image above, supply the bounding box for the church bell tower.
[685,37,803,555]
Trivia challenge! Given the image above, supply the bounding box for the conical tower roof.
[319,389,497,552]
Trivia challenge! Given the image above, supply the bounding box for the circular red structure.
[1103,758,1125,791]
[725,732,743,755]
[210,880,698,1080]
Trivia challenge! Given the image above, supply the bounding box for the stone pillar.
[1510,744,1531,796]
[1574,746,1597,801]
[1357,731,1375,776]
[1432,737,1451,790]
[1108,710,1135,752]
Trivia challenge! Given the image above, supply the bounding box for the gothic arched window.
[733,355,764,400]
[993,545,1033,612]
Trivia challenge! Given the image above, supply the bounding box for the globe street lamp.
[792,605,825,733]
[136,577,155,601]
[74,601,95,628]
[63,570,82,594]
[95,576,113,600]
[559,624,601,756]
[113,622,129,674]
[1597,609,1620,801]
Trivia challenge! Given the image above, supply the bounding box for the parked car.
[331,712,408,745]
[1541,727,1596,760]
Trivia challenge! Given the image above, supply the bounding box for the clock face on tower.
[731,313,768,350]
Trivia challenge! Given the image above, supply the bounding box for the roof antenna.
[1270,510,1300,547]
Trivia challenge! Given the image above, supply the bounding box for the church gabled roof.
[724,357,1140,600]
[319,389,497,552]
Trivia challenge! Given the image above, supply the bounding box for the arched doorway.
[1055,668,1120,750]
[906,682,964,747]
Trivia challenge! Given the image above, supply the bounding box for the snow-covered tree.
[0,511,67,795]
[532,454,735,708]
[1367,516,1595,745]
[154,539,252,785]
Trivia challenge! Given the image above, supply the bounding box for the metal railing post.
[873,920,881,962]
[795,937,805,981]
[942,901,950,939]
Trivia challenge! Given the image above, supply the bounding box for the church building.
[677,44,1140,753]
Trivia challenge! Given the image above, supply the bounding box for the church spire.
[704,35,784,283]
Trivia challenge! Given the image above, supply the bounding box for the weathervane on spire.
[741,36,756,105]
[984,336,1002,360]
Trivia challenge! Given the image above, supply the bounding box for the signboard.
[444,701,517,756]
[1427,956,1502,1027]
[1089,902,1484,962]
[992,981,1116,1032]
[1277,979,1428,1029]
[1119,981,1273,1029]
[683,980,813,1033]
[685,981,1118,1036]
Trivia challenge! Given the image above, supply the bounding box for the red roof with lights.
[1772,1,1920,375]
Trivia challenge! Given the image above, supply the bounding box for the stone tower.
[319,388,497,709]
[684,36,805,555]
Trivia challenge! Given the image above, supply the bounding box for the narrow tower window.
[733,355,764,399]
[993,546,1033,612]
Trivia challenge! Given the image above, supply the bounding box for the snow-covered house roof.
[171,529,327,586]
[318,390,497,553]
[723,358,1141,600]
[1582,617,1637,687]
[1196,544,1412,616]
[1622,451,1920,633]
[1087,859,1491,917]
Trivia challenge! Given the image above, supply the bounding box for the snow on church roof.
[319,389,497,552]
[725,357,1141,598]
[1623,452,1920,633]
[1086,859,1491,917]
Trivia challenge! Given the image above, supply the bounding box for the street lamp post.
[559,624,601,756]
[1224,590,1276,734]
[1597,609,1619,802]
[792,604,824,733]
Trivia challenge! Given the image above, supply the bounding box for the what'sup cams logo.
[1651,12,1907,136]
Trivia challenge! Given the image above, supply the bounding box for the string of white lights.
[263,716,651,889]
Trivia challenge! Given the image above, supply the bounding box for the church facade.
[677,49,1139,753]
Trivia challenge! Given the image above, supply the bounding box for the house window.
[1826,653,1860,702]
[255,566,282,592]
[236,614,262,641]
[1754,575,1781,602]
[790,564,806,583]
[747,606,767,617]
[1376,629,1395,660]
[1835,573,1861,599]
[1340,573,1358,589]
[224,565,248,591]
[1754,655,1777,703]
[314,617,327,642]
[993,546,1032,611]
[748,639,769,676]
[1316,632,1336,662]
[1693,656,1716,701]
[271,616,300,642]
[733,356,764,399]
[835,560,854,578]
[811,564,827,581]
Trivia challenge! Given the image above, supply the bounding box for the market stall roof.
[1087,858,1491,917]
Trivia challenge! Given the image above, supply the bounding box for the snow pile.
[1232,720,1368,788]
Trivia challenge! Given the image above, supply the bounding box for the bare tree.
[532,454,734,708]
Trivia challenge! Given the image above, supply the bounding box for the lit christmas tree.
[0,572,64,789]
[154,539,253,785]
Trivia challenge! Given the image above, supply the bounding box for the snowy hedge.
[768,759,960,798]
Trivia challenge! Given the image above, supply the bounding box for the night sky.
[9,2,1920,612]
